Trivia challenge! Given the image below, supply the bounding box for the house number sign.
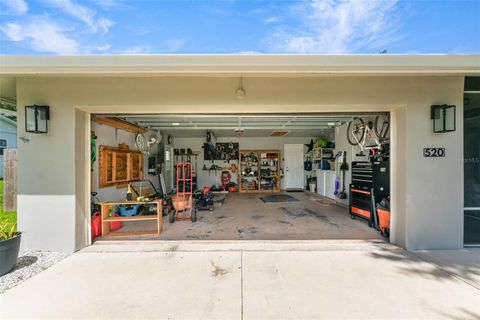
[423,148,446,157]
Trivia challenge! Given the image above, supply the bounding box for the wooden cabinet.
[99,146,143,188]
[129,153,143,180]
[239,150,280,193]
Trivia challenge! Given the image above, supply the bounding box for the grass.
[0,180,17,230]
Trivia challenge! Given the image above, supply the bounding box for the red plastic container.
[109,213,123,231]
[91,212,102,239]
[91,212,123,239]
[377,208,390,237]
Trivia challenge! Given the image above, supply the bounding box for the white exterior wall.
[0,118,17,179]
[15,75,464,252]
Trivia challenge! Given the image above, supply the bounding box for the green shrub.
[0,221,18,241]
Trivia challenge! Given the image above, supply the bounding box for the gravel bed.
[0,251,70,294]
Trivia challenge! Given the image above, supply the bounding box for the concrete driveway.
[1,241,479,320]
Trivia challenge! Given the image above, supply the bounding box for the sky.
[0,0,479,55]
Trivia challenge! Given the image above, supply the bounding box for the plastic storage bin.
[119,204,141,216]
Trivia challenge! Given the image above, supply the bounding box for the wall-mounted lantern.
[431,104,456,133]
[25,105,50,134]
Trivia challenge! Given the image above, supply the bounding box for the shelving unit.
[312,147,335,170]
[239,150,280,193]
[100,200,162,237]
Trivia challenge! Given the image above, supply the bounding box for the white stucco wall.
[14,75,464,252]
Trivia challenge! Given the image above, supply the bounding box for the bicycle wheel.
[346,118,366,146]
[374,115,390,141]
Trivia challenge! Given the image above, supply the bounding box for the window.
[0,139,6,155]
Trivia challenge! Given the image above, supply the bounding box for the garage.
[2,55,475,253]
[90,113,391,242]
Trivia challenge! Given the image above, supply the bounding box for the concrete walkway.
[1,241,479,320]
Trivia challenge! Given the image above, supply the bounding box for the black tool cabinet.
[349,161,389,227]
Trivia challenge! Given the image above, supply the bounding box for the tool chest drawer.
[350,162,374,221]
[351,162,373,188]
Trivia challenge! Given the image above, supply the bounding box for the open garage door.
[89,113,391,242]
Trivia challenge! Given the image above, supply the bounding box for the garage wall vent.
[271,131,290,137]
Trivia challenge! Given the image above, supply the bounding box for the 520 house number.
[423,148,446,157]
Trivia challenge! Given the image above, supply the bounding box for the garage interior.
[89,113,391,242]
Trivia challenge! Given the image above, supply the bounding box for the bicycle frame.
[351,123,383,153]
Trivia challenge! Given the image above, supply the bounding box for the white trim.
[464,207,480,211]
[0,115,16,127]
[0,108,17,117]
[464,91,480,94]
[0,97,16,107]
[1,54,479,76]
[86,113,92,247]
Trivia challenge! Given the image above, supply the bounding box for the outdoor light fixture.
[431,104,456,133]
[25,105,50,134]
[236,77,246,99]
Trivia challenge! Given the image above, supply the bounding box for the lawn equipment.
[195,186,214,213]
[127,179,173,216]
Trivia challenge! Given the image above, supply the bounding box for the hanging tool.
[371,187,379,229]
[126,184,133,201]
[337,151,348,199]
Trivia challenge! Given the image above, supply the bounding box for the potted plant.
[0,222,21,276]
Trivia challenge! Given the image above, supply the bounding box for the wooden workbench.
[100,200,163,237]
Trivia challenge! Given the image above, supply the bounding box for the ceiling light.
[236,88,246,99]
[327,122,335,126]
[172,122,180,126]
[236,77,246,99]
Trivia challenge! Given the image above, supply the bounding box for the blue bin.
[119,204,141,216]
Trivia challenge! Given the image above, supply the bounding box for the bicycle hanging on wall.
[346,115,390,159]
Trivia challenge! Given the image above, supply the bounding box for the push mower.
[127,179,173,216]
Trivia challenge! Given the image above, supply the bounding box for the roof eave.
[1,54,479,76]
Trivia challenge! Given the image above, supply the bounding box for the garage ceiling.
[116,114,358,138]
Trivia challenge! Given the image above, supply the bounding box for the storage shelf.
[100,200,162,237]
[103,230,159,238]
[239,149,280,193]
[104,215,159,222]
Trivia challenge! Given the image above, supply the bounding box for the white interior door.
[284,144,304,190]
